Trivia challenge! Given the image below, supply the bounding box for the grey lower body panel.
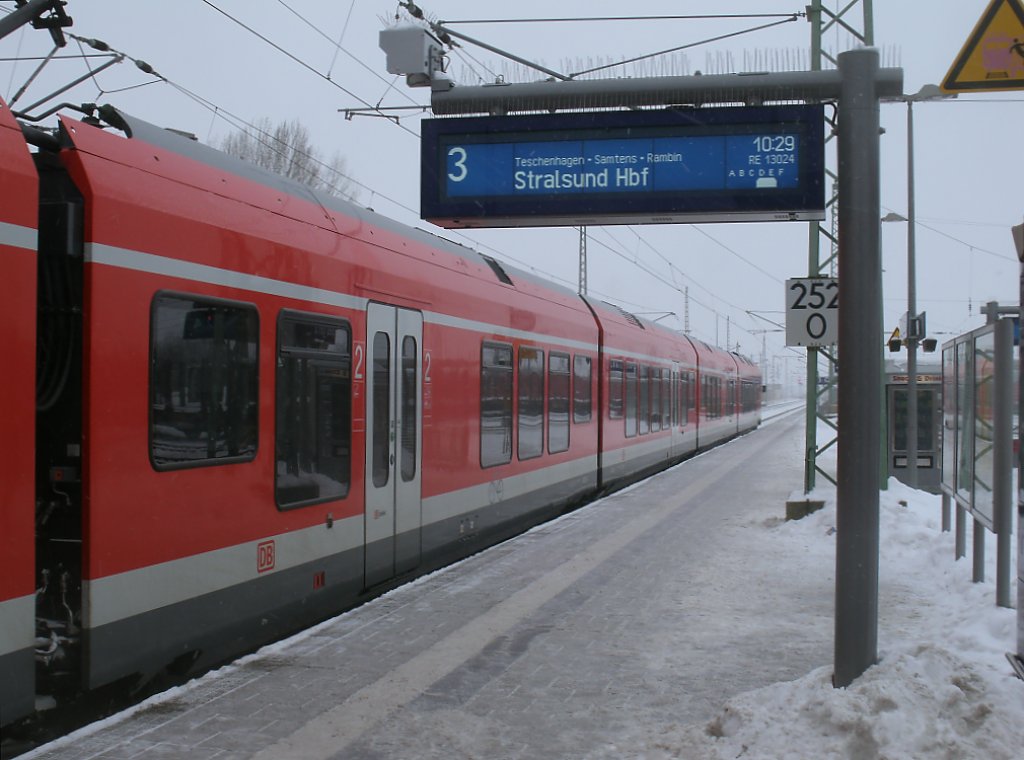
[85,470,597,691]
[86,545,364,690]
[0,647,34,725]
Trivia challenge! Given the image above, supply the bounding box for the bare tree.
[218,117,357,200]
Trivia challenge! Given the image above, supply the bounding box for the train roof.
[95,107,582,304]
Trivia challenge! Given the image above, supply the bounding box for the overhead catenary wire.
[21,4,993,355]
[198,0,420,137]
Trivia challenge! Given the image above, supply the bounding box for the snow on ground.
[649,476,1024,759]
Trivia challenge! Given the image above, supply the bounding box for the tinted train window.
[481,342,513,467]
[609,360,624,420]
[548,352,570,453]
[150,293,258,469]
[518,346,544,460]
[625,362,638,438]
[639,365,650,435]
[650,367,661,433]
[686,371,697,419]
[371,332,391,488]
[401,336,418,482]
[662,372,671,429]
[573,355,592,423]
[275,313,351,508]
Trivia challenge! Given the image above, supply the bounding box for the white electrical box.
[379,25,442,77]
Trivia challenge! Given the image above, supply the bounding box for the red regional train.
[0,96,762,728]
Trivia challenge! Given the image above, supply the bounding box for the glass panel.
[892,388,908,452]
[662,372,671,428]
[609,360,624,420]
[650,368,661,433]
[548,352,570,453]
[917,388,934,451]
[639,366,650,435]
[275,314,351,508]
[371,331,391,488]
[625,362,637,437]
[481,343,513,467]
[573,355,592,423]
[956,341,973,503]
[400,336,417,482]
[974,332,995,523]
[151,294,258,468]
[942,346,956,489]
[518,346,544,459]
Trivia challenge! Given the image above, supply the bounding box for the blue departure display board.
[420,105,824,228]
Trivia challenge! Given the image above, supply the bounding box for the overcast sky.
[2,1,1019,388]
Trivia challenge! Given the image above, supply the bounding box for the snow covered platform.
[20,408,1024,758]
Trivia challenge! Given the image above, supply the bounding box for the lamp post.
[884,84,956,489]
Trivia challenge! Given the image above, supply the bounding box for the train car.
[8,106,605,714]
[586,298,700,487]
[0,97,38,725]
[734,352,764,435]
[1,101,761,729]
[690,337,741,449]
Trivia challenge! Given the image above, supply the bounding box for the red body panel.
[0,98,37,609]
[0,97,38,725]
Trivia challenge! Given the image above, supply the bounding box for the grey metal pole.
[834,48,883,688]
[906,100,919,489]
[941,491,951,533]
[431,68,904,115]
[994,316,1013,607]
[0,0,56,43]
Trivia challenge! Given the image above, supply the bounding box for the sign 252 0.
[785,277,838,347]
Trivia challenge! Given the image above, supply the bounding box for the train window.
[639,365,650,435]
[274,312,351,509]
[573,355,592,423]
[548,352,570,453]
[150,293,258,470]
[650,367,661,433]
[481,342,513,467]
[625,362,638,437]
[401,336,418,482]
[371,332,391,488]
[687,371,697,418]
[662,371,671,429]
[678,372,685,423]
[518,346,544,460]
[609,359,624,420]
[671,371,678,427]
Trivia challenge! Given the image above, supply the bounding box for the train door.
[364,303,423,588]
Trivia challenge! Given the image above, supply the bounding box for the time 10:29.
[752,135,796,152]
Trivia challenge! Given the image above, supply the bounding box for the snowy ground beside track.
[644,411,1024,759]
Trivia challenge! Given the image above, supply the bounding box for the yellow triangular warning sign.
[942,0,1024,92]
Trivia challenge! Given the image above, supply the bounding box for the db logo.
[257,540,276,573]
